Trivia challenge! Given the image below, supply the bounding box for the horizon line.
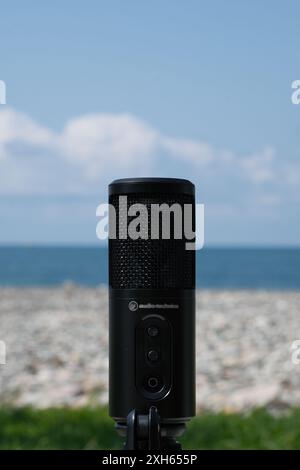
[0,243,299,250]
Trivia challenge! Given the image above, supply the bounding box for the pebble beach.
[1,286,300,412]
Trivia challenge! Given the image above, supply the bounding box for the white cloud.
[0,107,294,201]
[240,147,275,184]
[161,137,215,166]
[0,108,54,159]
[58,113,158,179]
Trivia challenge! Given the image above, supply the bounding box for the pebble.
[0,287,300,412]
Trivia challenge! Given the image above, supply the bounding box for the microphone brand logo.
[128,300,179,311]
[139,303,179,309]
[128,300,139,311]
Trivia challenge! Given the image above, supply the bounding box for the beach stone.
[1,287,300,412]
[225,384,280,410]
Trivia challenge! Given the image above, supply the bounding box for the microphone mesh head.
[109,192,195,289]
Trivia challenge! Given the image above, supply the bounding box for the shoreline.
[1,283,300,292]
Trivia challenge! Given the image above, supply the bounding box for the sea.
[0,246,299,289]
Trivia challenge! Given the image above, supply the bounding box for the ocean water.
[0,246,299,289]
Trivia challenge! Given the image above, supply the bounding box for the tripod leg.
[124,409,138,450]
[148,406,161,450]
[124,406,181,450]
[124,407,161,450]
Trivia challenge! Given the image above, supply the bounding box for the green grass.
[1,407,300,449]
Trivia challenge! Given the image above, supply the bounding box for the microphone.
[108,178,196,450]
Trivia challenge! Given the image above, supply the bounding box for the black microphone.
[108,178,196,450]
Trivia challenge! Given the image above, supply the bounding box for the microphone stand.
[122,406,182,451]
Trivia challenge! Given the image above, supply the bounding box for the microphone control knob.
[147,326,159,337]
[147,349,159,362]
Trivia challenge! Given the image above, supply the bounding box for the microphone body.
[108,178,195,437]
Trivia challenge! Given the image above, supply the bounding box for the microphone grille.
[109,192,195,289]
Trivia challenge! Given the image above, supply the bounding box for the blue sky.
[0,0,299,245]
